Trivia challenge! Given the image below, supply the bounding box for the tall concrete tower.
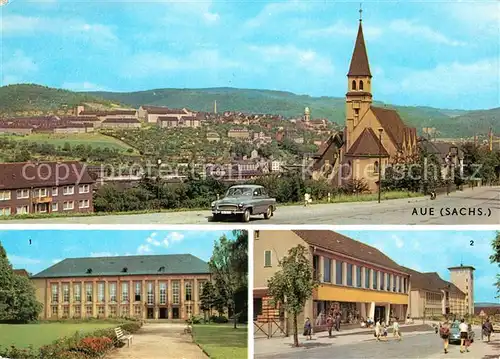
[448,265,475,316]
[304,107,310,122]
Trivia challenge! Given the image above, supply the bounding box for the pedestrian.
[483,318,493,343]
[335,312,341,332]
[382,322,388,341]
[303,317,312,340]
[459,318,469,353]
[393,320,401,341]
[326,314,334,338]
[375,319,381,341]
[439,319,450,354]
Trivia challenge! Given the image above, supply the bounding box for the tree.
[209,233,248,329]
[490,231,500,297]
[267,244,318,347]
[200,281,216,322]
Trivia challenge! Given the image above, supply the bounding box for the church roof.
[346,127,389,157]
[371,106,416,150]
[347,22,372,77]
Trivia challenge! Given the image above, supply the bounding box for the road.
[5,186,499,224]
[257,328,492,359]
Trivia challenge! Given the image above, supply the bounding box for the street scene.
[0,230,248,359]
[3,186,499,225]
[253,230,500,358]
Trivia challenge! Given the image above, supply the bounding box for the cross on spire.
[359,3,363,22]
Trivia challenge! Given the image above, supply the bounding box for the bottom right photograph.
[253,229,499,359]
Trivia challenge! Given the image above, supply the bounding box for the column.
[193,278,198,315]
[57,281,62,319]
[396,276,400,292]
[332,259,336,284]
[142,280,146,320]
[80,281,85,318]
[353,265,357,287]
[69,281,74,318]
[360,302,367,319]
[369,302,375,320]
[104,280,109,318]
[92,280,97,317]
[377,272,381,290]
[342,262,347,285]
[385,304,390,324]
[319,256,324,283]
[154,279,159,320]
[180,278,185,319]
[361,267,366,289]
[369,269,373,289]
[129,280,133,317]
[45,281,51,319]
[168,279,172,319]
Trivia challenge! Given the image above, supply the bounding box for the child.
[303,317,312,340]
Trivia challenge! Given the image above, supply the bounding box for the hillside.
[1,84,498,138]
[0,84,119,116]
[89,87,498,138]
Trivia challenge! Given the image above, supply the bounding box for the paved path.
[106,323,206,359]
[5,186,499,224]
[256,327,498,359]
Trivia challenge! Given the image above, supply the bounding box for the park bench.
[114,327,133,347]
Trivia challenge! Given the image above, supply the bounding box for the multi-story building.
[0,161,94,216]
[228,129,250,139]
[138,106,195,124]
[101,118,141,129]
[157,116,201,128]
[404,267,467,318]
[448,265,475,315]
[254,230,411,333]
[31,254,211,320]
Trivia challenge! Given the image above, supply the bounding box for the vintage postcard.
[0,1,499,224]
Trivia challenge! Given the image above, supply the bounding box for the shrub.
[186,315,203,324]
[120,322,142,333]
[210,315,228,323]
[77,337,113,356]
[0,345,38,359]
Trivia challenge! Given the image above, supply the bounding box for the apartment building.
[0,161,94,216]
[31,254,211,320]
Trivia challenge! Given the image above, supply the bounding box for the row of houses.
[254,230,474,334]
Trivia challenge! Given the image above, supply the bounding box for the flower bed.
[0,320,143,359]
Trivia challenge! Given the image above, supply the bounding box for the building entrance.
[147,307,154,319]
[375,306,386,323]
[159,308,168,319]
[172,307,179,319]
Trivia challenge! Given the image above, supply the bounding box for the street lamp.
[378,129,383,204]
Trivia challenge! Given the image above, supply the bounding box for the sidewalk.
[254,323,433,357]
[428,336,500,359]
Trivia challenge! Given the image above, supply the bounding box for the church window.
[352,80,357,90]
[354,109,359,116]
[359,80,364,90]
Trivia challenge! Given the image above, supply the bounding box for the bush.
[120,321,142,333]
[186,315,203,324]
[0,345,38,359]
[210,315,229,323]
[77,337,113,356]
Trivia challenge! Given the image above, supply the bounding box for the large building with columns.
[254,230,410,331]
[31,254,210,320]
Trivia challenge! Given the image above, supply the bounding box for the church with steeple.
[313,8,418,192]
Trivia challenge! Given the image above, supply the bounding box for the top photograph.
[0,1,498,225]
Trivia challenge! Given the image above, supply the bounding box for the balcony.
[33,196,52,204]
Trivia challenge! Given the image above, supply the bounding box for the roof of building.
[448,265,475,271]
[0,161,94,190]
[371,106,416,149]
[292,230,407,274]
[346,127,390,157]
[79,110,137,116]
[32,254,209,278]
[142,106,188,115]
[401,267,465,295]
[102,118,141,124]
[347,22,372,77]
[13,269,30,277]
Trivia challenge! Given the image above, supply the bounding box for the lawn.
[6,132,137,153]
[192,324,247,359]
[0,322,118,349]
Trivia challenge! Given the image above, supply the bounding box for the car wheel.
[242,209,251,222]
[264,206,273,219]
[211,214,221,222]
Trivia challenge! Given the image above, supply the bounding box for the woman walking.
[303,317,312,340]
[439,319,450,354]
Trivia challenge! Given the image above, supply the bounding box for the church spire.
[347,8,372,77]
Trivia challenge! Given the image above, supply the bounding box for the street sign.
[479,310,486,317]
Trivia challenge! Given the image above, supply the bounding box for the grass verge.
[192,324,247,359]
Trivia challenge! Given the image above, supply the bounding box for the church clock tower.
[345,7,373,151]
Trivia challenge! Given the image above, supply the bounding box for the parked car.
[449,322,475,344]
[211,184,277,222]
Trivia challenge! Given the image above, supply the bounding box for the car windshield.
[226,187,253,197]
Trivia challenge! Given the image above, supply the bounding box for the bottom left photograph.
[0,229,249,359]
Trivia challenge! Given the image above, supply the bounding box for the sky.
[0,229,235,274]
[1,0,499,110]
[338,230,499,303]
